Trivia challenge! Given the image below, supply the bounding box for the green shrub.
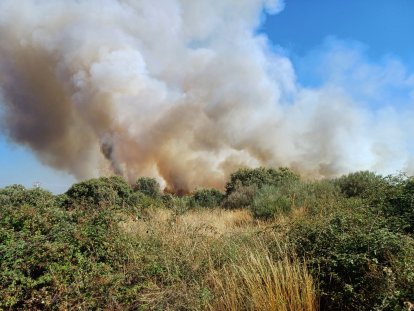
[134,177,161,198]
[244,178,339,219]
[192,188,224,208]
[334,171,386,199]
[65,176,133,207]
[0,199,127,309]
[251,185,291,219]
[0,204,69,307]
[26,188,56,207]
[397,177,414,234]
[66,178,118,206]
[288,180,344,215]
[54,193,71,208]
[137,193,165,209]
[161,193,174,208]
[334,172,414,235]
[106,176,133,201]
[126,191,145,207]
[225,167,299,195]
[0,185,55,208]
[1,169,413,310]
[171,195,196,214]
[222,185,257,209]
[381,176,414,235]
[0,184,26,206]
[288,207,414,310]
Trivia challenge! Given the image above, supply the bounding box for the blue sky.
[0,136,76,193]
[262,0,414,70]
[1,0,413,193]
[262,0,414,109]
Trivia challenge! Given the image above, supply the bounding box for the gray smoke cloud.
[0,0,413,192]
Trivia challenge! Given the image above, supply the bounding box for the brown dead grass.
[118,207,318,310]
[120,208,256,237]
[208,245,318,311]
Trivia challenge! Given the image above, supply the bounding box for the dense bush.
[251,185,291,219]
[123,191,144,207]
[222,185,257,209]
[0,185,55,207]
[0,201,125,309]
[192,188,224,208]
[396,177,414,234]
[161,193,174,208]
[288,207,414,311]
[134,177,161,198]
[225,167,299,195]
[334,171,386,199]
[106,176,133,201]
[66,177,132,205]
[246,178,340,219]
[166,195,196,214]
[2,168,414,310]
[380,176,414,235]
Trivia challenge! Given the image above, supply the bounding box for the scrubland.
[1,168,413,310]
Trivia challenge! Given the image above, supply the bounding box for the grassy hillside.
[1,168,413,310]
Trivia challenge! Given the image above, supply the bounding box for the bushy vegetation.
[222,185,257,210]
[134,177,161,198]
[289,207,414,310]
[251,185,291,219]
[334,170,386,198]
[192,188,224,208]
[225,167,299,195]
[1,168,414,310]
[66,176,132,206]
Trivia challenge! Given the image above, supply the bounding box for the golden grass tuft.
[120,207,255,237]
[178,208,255,235]
[118,207,318,310]
[208,244,318,311]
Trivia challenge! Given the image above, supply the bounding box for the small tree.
[222,185,257,209]
[289,207,414,310]
[192,188,224,208]
[334,171,385,198]
[0,185,55,208]
[106,176,132,201]
[134,177,160,198]
[66,178,118,205]
[382,176,414,234]
[251,185,291,219]
[225,167,300,195]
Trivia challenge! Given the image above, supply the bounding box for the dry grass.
[120,207,256,237]
[208,245,318,311]
[118,207,318,310]
[178,208,255,235]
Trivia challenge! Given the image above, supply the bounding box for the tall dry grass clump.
[208,244,318,311]
[118,207,318,310]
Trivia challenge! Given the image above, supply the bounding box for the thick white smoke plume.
[0,0,413,192]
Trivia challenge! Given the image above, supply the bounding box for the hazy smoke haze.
[0,0,413,192]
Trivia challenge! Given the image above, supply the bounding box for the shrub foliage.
[1,168,414,310]
[225,167,299,195]
[134,177,161,198]
[289,207,414,310]
[192,188,224,208]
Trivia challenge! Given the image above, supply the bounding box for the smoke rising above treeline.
[0,0,413,192]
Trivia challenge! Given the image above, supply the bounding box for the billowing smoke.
[0,0,413,192]
[100,133,123,176]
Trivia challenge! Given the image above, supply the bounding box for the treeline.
[0,168,413,310]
